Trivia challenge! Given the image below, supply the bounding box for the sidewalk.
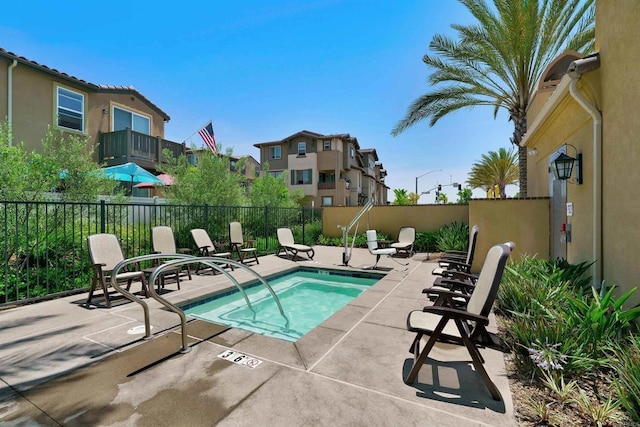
[0,246,516,426]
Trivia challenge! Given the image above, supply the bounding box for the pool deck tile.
[0,247,517,426]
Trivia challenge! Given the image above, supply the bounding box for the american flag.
[198,121,218,155]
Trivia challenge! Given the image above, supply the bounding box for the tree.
[0,122,118,202]
[467,147,519,199]
[248,163,304,208]
[437,192,449,204]
[456,187,473,204]
[391,0,594,196]
[392,188,411,205]
[159,146,246,206]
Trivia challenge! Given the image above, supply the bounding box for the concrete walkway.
[0,246,516,426]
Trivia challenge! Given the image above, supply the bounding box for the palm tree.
[393,188,410,205]
[467,147,519,198]
[392,0,594,196]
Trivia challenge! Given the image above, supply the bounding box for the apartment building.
[254,130,389,207]
[0,47,185,172]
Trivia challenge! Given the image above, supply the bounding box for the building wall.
[1,58,167,157]
[598,0,640,305]
[469,198,550,272]
[322,204,469,238]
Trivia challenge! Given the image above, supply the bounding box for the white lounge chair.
[86,233,148,308]
[390,226,415,256]
[229,222,258,264]
[276,228,314,260]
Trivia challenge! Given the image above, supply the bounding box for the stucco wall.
[322,204,469,239]
[469,198,550,272]
[598,0,640,306]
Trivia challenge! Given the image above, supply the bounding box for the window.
[269,146,281,160]
[57,87,84,131]
[113,106,150,134]
[319,172,335,183]
[322,196,333,206]
[323,140,331,151]
[291,169,312,185]
[298,142,306,156]
[230,160,237,172]
[269,171,283,178]
[350,147,355,159]
[187,153,198,166]
[255,166,261,177]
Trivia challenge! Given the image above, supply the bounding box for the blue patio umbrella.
[101,162,165,184]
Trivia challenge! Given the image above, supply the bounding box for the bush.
[436,221,468,252]
[612,335,640,422]
[414,231,439,252]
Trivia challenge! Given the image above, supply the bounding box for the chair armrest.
[178,247,191,254]
[441,270,478,281]
[423,288,472,307]
[422,305,489,326]
[439,259,472,271]
[443,250,467,256]
[436,279,476,293]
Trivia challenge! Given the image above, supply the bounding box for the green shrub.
[414,231,439,252]
[436,221,468,252]
[612,335,640,422]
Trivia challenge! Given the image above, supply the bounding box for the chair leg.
[86,275,98,307]
[102,277,112,308]
[456,321,501,400]
[405,318,449,384]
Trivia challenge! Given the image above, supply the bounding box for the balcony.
[317,182,336,190]
[98,128,186,170]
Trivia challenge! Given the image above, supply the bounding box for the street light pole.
[415,169,442,195]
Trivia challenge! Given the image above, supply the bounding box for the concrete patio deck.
[0,246,516,426]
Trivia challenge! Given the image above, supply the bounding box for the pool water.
[182,268,381,342]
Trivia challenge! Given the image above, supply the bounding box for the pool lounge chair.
[86,233,148,308]
[229,222,259,264]
[365,230,397,269]
[190,228,234,273]
[432,225,479,277]
[390,226,415,257]
[405,242,513,400]
[276,228,314,260]
[151,225,191,289]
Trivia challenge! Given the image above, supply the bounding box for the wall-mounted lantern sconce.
[102,108,109,115]
[527,147,538,156]
[552,144,582,184]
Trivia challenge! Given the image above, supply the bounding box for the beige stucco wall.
[598,0,640,306]
[322,204,469,239]
[469,198,550,272]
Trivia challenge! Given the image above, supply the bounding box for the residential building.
[186,147,260,186]
[254,130,388,207]
[520,1,640,305]
[0,47,185,172]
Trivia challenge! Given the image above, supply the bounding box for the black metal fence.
[1,200,322,306]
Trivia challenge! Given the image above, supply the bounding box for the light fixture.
[527,147,538,156]
[552,144,582,184]
[102,108,109,114]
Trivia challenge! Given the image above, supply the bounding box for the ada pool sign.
[217,350,263,369]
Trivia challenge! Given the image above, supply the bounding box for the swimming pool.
[181,267,382,342]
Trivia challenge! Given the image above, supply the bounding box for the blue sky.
[1,0,517,201]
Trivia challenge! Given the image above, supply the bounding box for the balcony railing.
[99,128,186,169]
[318,182,336,190]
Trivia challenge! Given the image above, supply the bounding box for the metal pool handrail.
[111,255,289,354]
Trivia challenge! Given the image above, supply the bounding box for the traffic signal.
[437,184,442,191]
[457,184,462,191]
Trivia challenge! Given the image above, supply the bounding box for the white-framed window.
[113,106,150,134]
[350,146,355,159]
[323,140,331,151]
[57,87,84,132]
[298,142,306,156]
[322,196,333,206]
[269,146,281,160]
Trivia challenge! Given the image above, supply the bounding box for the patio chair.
[229,222,259,265]
[190,228,234,273]
[432,225,479,277]
[86,233,148,308]
[151,226,192,289]
[390,226,415,257]
[405,242,513,400]
[365,230,397,269]
[276,228,315,260]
